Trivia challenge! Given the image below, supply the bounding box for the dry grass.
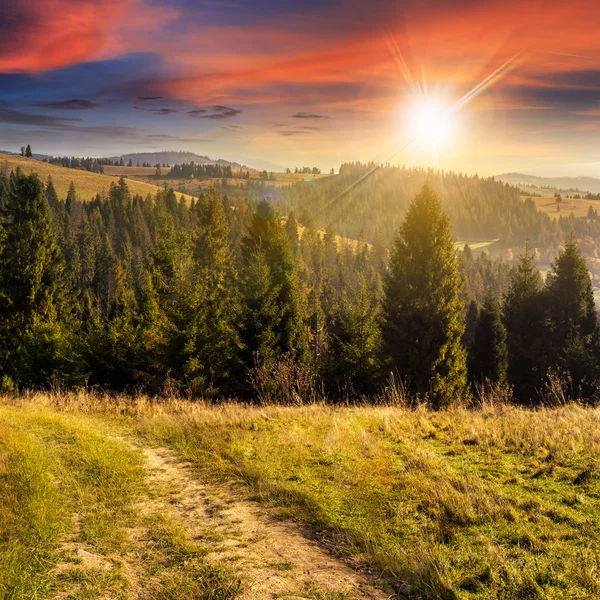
[526,195,598,220]
[2,391,600,599]
[0,154,195,202]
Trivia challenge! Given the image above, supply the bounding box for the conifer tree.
[323,276,381,397]
[66,181,77,214]
[545,234,599,393]
[503,242,547,402]
[469,287,508,385]
[25,144,32,158]
[462,299,479,354]
[240,200,307,369]
[185,188,241,393]
[45,176,59,208]
[382,183,467,406]
[0,173,73,386]
[285,210,300,257]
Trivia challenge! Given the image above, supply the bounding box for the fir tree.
[45,176,59,208]
[185,188,241,393]
[285,210,300,257]
[240,200,307,369]
[323,276,381,397]
[545,234,599,394]
[469,287,508,385]
[66,181,77,215]
[25,144,32,158]
[0,173,73,386]
[503,242,547,402]
[382,183,467,406]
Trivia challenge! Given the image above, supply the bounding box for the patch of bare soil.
[139,443,391,600]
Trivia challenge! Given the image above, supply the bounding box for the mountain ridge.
[496,172,600,194]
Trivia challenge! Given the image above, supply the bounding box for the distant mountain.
[496,172,600,194]
[110,151,243,169]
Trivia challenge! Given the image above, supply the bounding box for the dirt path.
[137,441,391,600]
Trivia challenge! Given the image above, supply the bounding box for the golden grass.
[0,403,239,599]
[0,154,195,202]
[3,391,600,599]
[526,195,599,220]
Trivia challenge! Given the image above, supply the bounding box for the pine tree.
[545,234,599,394]
[66,181,77,215]
[185,188,241,393]
[45,176,59,208]
[25,144,32,158]
[285,210,300,257]
[469,287,508,385]
[382,183,467,406]
[240,200,307,370]
[462,300,479,354]
[503,242,547,402]
[323,276,381,397]
[0,173,73,386]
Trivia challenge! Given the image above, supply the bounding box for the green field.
[2,392,599,599]
[0,154,196,202]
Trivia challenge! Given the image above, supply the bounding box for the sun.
[407,100,455,151]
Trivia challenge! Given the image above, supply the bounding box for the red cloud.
[0,0,140,73]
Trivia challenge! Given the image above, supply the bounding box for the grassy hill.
[0,153,196,202]
[3,391,600,599]
[497,172,600,195]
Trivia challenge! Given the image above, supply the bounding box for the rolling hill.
[0,153,195,202]
[111,151,243,169]
[497,172,600,194]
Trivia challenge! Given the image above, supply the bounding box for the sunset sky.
[1,0,599,175]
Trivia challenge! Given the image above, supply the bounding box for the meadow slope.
[0,154,195,202]
[1,393,600,600]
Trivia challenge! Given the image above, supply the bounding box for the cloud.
[290,112,330,119]
[188,105,241,120]
[0,108,81,126]
[0,0,138,73]
[133,106,179,114]
[137,96,163,101]
[278,130,312,136]
[32,98,101,110]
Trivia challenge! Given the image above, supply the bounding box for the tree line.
[258,163,600,262]
[166,162,237,180]
[0,169,597,405]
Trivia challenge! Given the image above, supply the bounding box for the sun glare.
[408,101,455,151]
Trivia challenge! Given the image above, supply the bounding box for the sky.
[1,0,600,175]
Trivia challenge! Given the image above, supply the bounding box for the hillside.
[497,172,600,194]
[3,392,600,600]
[257,163,566,252]
[0,153,195,202]
[111,151,243,169]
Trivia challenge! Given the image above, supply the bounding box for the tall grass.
[2,391,600,599]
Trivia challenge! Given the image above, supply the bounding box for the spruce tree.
[285,210,300,257]
[45,176,59,208]
[503,242,547,402]
[0,173,73,386]
[240,200,307,369]
[382,183,466,406]
[469,287,508,385]
[25,144,32,158]
[323,276,381,397]
[185,188,241,393]
[545,235,599,395]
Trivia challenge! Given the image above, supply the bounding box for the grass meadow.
[1,392,599,599]
[0,154,196,202]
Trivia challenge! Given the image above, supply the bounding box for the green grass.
[0,404,239,599]
[0,153,195,202]
[126,400,600,599]
[2,393,600,599]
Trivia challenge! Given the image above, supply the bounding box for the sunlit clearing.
[407,101,455,151]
